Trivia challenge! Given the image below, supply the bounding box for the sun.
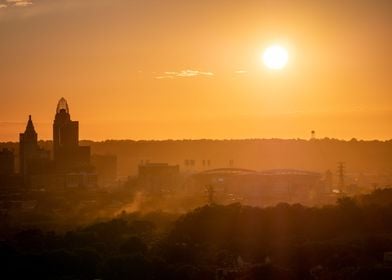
[262,45,289,70]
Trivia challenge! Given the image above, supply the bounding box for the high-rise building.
[53,98,79,160]
[19,116,52,188]
[52,98,91,172]
[19,115,38,176]
[16,100,95,189]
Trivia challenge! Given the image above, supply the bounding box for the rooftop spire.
[24,115,37,135]
[56,97,69,114]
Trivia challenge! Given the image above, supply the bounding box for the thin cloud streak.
[156,69,214,79]
[5,0,33,7]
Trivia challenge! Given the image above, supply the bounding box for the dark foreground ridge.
[1,189,392,279]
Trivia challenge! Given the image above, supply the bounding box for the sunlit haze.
[2,2,392,279]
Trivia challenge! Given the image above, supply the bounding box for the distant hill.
[2,139,392,178]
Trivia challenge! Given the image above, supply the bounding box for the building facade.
[53,98,91,172]
[138,163,180,193]
[19,115,39,176]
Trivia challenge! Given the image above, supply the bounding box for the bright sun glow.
[262,45,289,70]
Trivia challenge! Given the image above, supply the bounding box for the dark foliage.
[1,189,392,279]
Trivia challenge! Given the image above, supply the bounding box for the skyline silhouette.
[2,2,392,279]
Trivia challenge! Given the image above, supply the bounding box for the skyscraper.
[53,98,79,161]
[19,115,51,186]
[52,98,91,172]
[19,115,38,176]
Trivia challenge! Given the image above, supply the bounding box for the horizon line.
[1,137,392,144]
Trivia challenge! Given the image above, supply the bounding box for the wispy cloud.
[156,69,214,79]
[1,0,33,8]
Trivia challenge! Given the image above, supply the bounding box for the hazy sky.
[1,0,392,141]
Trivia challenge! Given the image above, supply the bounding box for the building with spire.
[19,115,38,176]
[17,100,97,189]
[19,115,51,187]
[53,98,91,173]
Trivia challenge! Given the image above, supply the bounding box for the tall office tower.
[53,98,90,172]
[19,115,38,176]
[53,97,79,161]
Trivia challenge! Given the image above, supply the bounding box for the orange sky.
[1,0,392,141]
